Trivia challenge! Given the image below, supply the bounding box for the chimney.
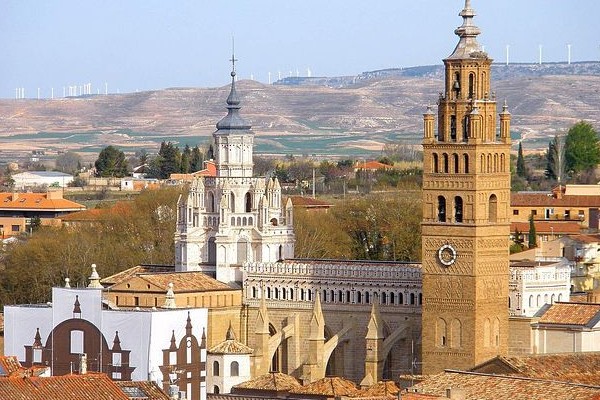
[79,353,87,374]
[445,387,465,400]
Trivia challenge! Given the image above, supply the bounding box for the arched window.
[451,319,462,348]
[381,292,387,304]
[450,115,457,141]
[213,361,220,377]
[365,292,370,304]
[346,290,351,303]
[493,153,498,172]
[463,116,470,141]
[433,153,439,173]
[488,194,498,223]
[399,292,404,305]
[357,291,362,304]
[437,318,447,347]
[245,192,252,212]
[558,293,563,302]
[230,361,239,377]
[410,293,415,305]
[213,386,220,394]
[480,154,485,172]
[438,196,446,222]
[454,196,463,223]
[208,192,215,213]
[500,153,506,172]
[278,245,283,261]
[468,72,475,98]
[537,294,541,307]
[230,192,235,213]
[529,295,534,308]
[208,237,216,264]
[443,154,449,173]
[390,292,395,304]
[493,318,500,347]
[544,294,549,304]
[464,154,469,173]
[453,153,459,173]
[551,294,555,304]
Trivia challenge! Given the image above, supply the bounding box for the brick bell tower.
[421,0,511,375]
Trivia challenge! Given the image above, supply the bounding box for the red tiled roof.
[61,202,133,222]
[511,192,600,207]
[100,265,175,286]
[570,234,600,244]
[0,373,129,400]
[234,372,301,391]
[289,376,359,397]
[356,161,393,171]
[410,370,600,400]
[0,192,85,211]
[511,221,581,235]
[537,302,600,326]
[476,353,600,386]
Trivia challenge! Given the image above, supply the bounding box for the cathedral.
[173,0,510,386]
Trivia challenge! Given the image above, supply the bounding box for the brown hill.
[0,74,598,157]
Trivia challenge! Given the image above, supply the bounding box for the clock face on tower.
[438,244,457,266]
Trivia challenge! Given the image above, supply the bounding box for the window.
[463,116,470,141]
[443,154,449,173]
[70,330,84,354]
[513,210,519,216]
[230,361,239,377]
[564,210,571,219]
[11,225,20,232]
[213,386,220,394]
[213,361,220,376]
[453,154,459,173]
[454,196,463,223]
[437,318,447,347]
[245,192,252,212]
[463,154,469,173]
[438,196,446,222]
[410,293,415,305]
[488,194,498,223]
[433,153,439,173]
[450,116,457,141]
[468,73,475,98]
[230,193,236,213]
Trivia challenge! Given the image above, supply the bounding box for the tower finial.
[230,36,238,77]
[447,0,483,59]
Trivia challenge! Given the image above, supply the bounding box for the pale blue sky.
[1,0,599,98]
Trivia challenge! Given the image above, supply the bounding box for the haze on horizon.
[1,0,599,99]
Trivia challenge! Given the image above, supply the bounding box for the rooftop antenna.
[230,35,238,81]
[567,44,572,65]
[505,44,510,66]
[539,44,543,65]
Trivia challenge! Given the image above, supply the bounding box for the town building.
[531,302,600,354]
[11,170,74,190]
[0,190,85,237]
[509,257,571,317]
[4,267,209,400]
[420,0,511,374]
[511,185,600,230]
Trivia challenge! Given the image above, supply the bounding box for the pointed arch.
[453,153,459,173]
[468,72,475,98]
[443,153,449,173]
[433,153,439,173]
[208,192,215,213]
[463,154,469,173]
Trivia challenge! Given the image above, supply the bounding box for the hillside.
[0,62,599,160]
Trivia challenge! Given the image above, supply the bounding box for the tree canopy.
[95,146,128,177]
[565,121,600,175]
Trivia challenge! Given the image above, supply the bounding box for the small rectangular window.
[564,210,571,219]
[513,210,519,216]
[11,225,20,232]
[134,297,140,306]
[531,210,537,216]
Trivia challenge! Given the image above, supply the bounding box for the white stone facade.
[242,260,422,308]
[174,69,294,283]
[509,257,571,317]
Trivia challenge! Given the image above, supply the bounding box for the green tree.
[181,144,192,173]
[147,142,182,179]
[190,146,204,172]
[565,121,600,175]
[95,146,128,177]
[516,142,526,178]
[528,214,537,248]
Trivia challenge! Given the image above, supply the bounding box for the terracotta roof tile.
[0,192,85,211]
[101,265,175,286]
[136,271,235,292]
[0,372,129,400]
[537,302,600,326]
[496,353,600,385]
[234,372,301,391]
[511,192,600,208]
[510,221,581,235]
[208,339,253,355]
[289,376,359,397]
[410,370,600,400]
[358,381,401,398]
